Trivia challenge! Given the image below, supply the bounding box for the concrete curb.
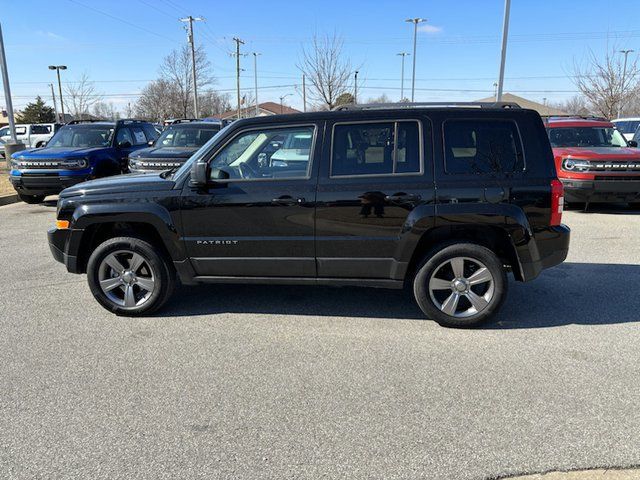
[505,468,640,479]
[0,193,19,207]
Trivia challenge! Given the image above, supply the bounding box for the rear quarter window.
[443,119,524,175]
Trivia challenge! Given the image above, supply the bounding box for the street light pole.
[397,52,410,101]
[180,16,204,118]
[48,65,67,123]
[405,18,425,103]
[252,52,261,117]
[49,83,59,122]
[279,94,292,114]
[496,0,511,102]
[618,49,635,118]
[0,22,18,146]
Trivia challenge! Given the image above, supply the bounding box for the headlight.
[562,158,590,172]
[60,158,88,169]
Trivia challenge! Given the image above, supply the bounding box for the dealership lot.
[1,201,640,479]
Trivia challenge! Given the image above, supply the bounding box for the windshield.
[613,120,640,134]
[548,127,628,148]
[48,125,114,148]
[171,123,232,179]
[156,124,220,148]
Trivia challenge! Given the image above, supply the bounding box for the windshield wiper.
[159,166,180,179]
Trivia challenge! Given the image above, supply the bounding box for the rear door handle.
[271,195,305,205]
[385,193,421,203]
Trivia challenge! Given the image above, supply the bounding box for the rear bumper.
[561,178,640,203]
[11,173,90,196]
[517,225,570,282]
[48,227,80,273]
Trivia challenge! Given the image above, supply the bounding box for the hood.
[552,146,640,159]
[129,146,197,160]
[60,172,175,198]
[13,146,109,159]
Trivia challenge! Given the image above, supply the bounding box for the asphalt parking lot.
[1,200,640,480]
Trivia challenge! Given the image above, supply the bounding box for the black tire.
[413,243,507,328]
[86,236,176,316]
[18,193,45,204]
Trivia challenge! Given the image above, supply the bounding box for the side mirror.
[118,140,132,149]
[628,140,638,148]
[148,140,155,146]
[190,161,209,186]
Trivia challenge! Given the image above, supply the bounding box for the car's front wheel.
[87,236,176,316]
[413,243,507,328]
[18,193,45,204]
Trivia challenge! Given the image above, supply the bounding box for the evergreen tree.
[19,96,56,123]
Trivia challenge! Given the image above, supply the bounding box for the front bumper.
[11,173,91,196]
[561,178,640,203]
[48,227,80,273]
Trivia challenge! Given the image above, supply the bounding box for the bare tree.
[160,44,213,118]
[199,90,233,117]
[547,95,591,116]
[572,48,639,118]
[298,33,353,110]
[92,101,120,120]
[135,79,182,122]
[366,93,392,104]
[64,73,103,119]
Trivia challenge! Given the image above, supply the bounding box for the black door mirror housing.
[190,161,209,186]
[628,140,638,148]
[118,140,132,149]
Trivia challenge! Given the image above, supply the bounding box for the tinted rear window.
[444,119,524,175]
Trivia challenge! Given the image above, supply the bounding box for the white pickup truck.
[0,123,61,149]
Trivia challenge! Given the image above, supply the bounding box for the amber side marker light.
[55,220,70,229]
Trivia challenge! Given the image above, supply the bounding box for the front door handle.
[271,195,305,205]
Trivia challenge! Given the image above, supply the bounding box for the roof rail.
[116,118,149,125]
[332,101,521,111]
[546,115,609,122]
[67,119,107,125]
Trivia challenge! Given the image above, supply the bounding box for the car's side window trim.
[204,123,318,183]
[329,119,424,179]
[441,117,527,175]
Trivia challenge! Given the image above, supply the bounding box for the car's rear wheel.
[18,193,45,204]
[413,243,507,328]
[87,236,175,316]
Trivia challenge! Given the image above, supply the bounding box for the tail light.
[550,179,564,226]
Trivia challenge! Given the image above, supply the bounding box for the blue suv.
[9,119,158,203]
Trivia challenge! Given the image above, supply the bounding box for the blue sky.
[1,0,639,112]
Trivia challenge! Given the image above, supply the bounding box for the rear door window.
[444,119,524,175]
[331,121,422,177]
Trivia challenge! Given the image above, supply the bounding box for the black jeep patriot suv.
[48,103,570,327]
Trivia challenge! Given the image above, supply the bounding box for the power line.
[67,0,178,42]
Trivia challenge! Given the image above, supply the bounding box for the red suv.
[546,117,640,208]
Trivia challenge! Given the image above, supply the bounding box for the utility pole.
[233,37,245,120]
[405,18,425,102]
[397,52,410,101]
[618,49,635,117]
[354,70,359,104]
[180,16,204,118]
[496,0,511,102]
[252,52,261,117]
[302,74,307,112]
[49,83,59,122]
[48,65,67,122]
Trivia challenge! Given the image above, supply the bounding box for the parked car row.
[547,116,640,208]
[8,118,222,203]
